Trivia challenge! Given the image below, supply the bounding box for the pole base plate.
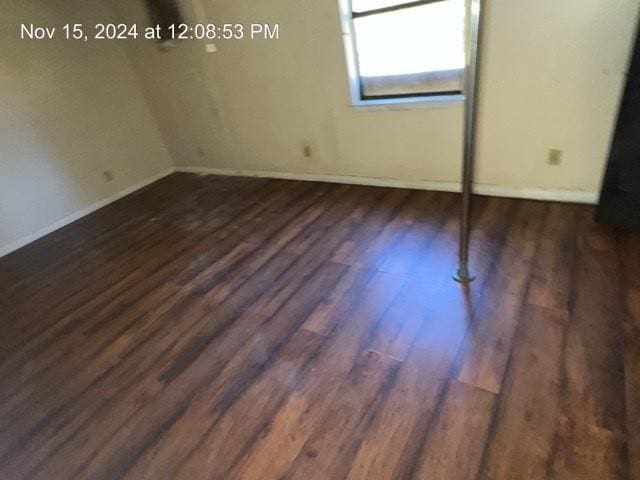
[453,266,475,284]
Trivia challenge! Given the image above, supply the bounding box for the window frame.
[339,0,466,106]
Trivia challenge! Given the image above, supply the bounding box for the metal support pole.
[455,0,485,283]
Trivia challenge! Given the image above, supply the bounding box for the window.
[340,0,466,103]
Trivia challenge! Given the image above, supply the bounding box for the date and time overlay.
[19,22,280,42]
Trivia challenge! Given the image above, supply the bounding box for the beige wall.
[113,0,638,198]
[0,0,173,254]
[477,0,639,192]
[2,0,637,254]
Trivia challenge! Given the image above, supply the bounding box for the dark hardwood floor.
[0,172,637,479]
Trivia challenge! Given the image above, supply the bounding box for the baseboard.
[176,166,599,205]
[1,165,597,258]
[0,167,175,258]
[474,184,598,204]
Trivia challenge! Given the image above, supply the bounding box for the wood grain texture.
[620,233,640,480]
[0,172,634,480]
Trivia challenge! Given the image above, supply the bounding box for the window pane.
[353,0,465,97]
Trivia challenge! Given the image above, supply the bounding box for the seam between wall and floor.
[176,166,599,203]
[0,168,176,258]
[0,166,598,258]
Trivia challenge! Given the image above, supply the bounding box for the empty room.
[1,0,640,478]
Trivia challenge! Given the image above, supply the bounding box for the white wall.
[476,0,639,193]
[0,0,173,254]
[113,0,639,199]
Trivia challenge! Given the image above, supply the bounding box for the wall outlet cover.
[303,145,312,158]
[547,149,563,166]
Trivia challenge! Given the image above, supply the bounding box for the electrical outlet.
[303,145,312,158]
[547,149,563,166]
[103,170,114,183]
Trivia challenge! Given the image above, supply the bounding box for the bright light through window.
[344,0,466,100]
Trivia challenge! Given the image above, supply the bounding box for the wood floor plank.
[455,201,545,394]
[281,350,401,480]
[549,417,626,480]
[477,306,565,480]
[545,223,628,480]
[123,328,326,480]
[345,372,445,480]
[412,380,496,480]
[618,233,640,480]
[302,267,377,336]
[563,228,626,433]
[626,310,640,480]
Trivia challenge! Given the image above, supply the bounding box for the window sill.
[349,94,464,111]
